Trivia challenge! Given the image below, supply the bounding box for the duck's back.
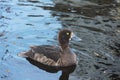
[19,45,62,66]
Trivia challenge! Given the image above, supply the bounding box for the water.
[0,0,120,80]
[0,0,62,80]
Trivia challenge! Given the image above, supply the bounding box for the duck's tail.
[17,52,28,57]
[18,50,34,58]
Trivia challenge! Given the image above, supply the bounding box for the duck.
[18,29,81,80]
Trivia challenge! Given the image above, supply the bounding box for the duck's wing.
[18,45,62,66]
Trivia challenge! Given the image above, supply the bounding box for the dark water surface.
[0,0,120,80]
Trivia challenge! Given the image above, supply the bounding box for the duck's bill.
[71,33,82,42]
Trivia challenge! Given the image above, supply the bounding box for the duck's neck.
[61,43,69,51]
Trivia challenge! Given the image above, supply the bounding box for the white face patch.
[69,32,73,40]
[71,32,74,38]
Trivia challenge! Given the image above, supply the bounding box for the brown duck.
[18,29,81,80]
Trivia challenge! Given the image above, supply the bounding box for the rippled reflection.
[26,57,76,80]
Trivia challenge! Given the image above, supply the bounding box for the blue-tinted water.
[0,0,62,80]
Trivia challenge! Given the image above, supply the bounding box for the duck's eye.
[66,32,69,35]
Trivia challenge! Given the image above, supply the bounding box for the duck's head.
[58,29,81,48]
[58,29,72,46]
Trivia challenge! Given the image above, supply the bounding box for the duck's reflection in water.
[26,57,76,80]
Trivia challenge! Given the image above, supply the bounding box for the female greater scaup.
[18,29,80,80]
